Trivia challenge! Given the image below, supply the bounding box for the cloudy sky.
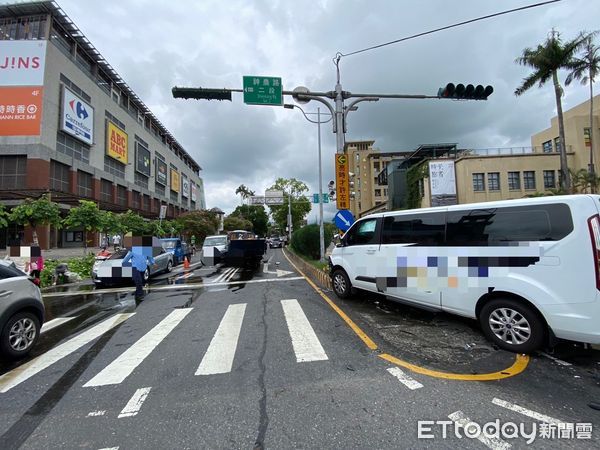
[54,0,599,220]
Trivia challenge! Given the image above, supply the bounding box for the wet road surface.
[1,248,599,448]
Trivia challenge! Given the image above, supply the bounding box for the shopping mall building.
[0,1,206,249]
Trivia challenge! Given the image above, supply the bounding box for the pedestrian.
[190,235,196,255]
[112,234,121,251]
[123,248,155,301]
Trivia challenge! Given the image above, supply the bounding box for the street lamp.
[284,103,333,262]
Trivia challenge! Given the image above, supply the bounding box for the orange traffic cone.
[183,256,190,269]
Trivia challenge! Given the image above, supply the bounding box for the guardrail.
[283,249,332,290]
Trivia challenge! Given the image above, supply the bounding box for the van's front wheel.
[479,298,545,353]
[332,269,352,299]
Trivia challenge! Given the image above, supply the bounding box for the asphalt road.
[0,248,599,449]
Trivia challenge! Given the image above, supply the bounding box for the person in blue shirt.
[123,249,156,300]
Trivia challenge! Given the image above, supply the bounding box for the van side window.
[345,219,379,246]
[446,203,573,246]
[382,212,445,245]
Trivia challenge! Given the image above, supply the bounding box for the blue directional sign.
[334,209,355,231]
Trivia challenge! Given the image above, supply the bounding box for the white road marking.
[84,309,192,387]
[97,447,119,450]
[174,272,194,281]
[196,303,246,375]
[118,387,152,418]
[212,267,235,283]
[41,316,76,334]
[538,352,572,366]
[42,276,306,298]
[224,267,239,282]
[492,398,565,425]
[281,299,328,362]
[386,367,423,390]
[449,411,511,450]
[0,313,134,393]
[87,410,106,417]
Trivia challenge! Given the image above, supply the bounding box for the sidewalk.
[0,246,104,260]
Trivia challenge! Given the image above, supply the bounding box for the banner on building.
[182,174,189,198]
[106,121,128,164]
[429,160,457,207]
[61,86,93,145]
[155,158,167,186]
[0,40,47,86]
[170,168,180,193]
[0,86,43,136]
[135,141,151,177]
[191,182,197,202]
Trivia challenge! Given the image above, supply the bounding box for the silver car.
[0,259,45,359]
[92,248,174,287]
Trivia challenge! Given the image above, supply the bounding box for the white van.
[329,195,600,353]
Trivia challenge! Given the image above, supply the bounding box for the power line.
[337,0,562,59]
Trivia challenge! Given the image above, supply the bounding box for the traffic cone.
[183,256,190,269]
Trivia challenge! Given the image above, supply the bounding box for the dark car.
[269,237,283,248]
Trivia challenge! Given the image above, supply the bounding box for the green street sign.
[243,76,282,105]
[313,193,329,203]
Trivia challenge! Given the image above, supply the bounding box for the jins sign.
[0,41,47,86]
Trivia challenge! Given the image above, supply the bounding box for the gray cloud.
[58,0,599,215]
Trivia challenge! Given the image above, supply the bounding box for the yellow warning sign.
[335,153,350,210]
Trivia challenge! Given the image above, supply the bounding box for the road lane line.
[40,316,76,334]
[42,276,307,298]
[448,411,511,450]
[0,313,134,393]
[386,367,423,390]
[538,352,572,366]
[118,387,152,418]
[87,410,106,417]
[281,299,328,362]
[491,398,565,425]
[196,304,246,375]
[84,309,192,387]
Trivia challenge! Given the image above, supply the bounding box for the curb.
[283,249,331,290]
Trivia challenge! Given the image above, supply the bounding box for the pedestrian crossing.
[0,299,331,393]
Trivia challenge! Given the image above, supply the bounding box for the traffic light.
[172,87,232,101]
[328,180,336,200]
[437,83,493,100]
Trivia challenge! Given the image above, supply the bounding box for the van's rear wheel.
[479,298,545,353]
[332,269,351,299]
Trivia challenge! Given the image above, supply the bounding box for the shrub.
[39,253,96,287]
[291,223,337,260]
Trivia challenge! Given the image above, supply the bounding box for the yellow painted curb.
[283,249,530,381]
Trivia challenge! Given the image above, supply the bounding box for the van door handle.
[0,290,13,298]
[366,249,376,255]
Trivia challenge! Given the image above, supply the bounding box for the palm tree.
[235,184,255,218]
[565,32,600,183]
[515,30,588,191]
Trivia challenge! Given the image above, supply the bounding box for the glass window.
[155,183,165,196]
[508,171,521,190]
[134,172,148,189]
[104,156,125,179]
[57,132,90,164]
[524,171,536,190]
[472,173,485,192]
[117,185,127,207]
[542,140,553,153]
[488,173,500,191]
[77,170,92,198]
[132,191,141,209]
[374,189,382,197]
[101,179,113,203]
[543,170,556,189]
[345,218,379,246]
[382,213,446,246]
[170,190,178,203]
[446,204,573,246]
[0,156,26,189]
[554,137,561,153]
[50,160,70,192]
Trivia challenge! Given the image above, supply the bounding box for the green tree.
[99,211,122,237]
[515,30,588,191]
[223,215,253,232]
[267,178,311,235]
[231,204,268,236]
[9,194,61,245]
[63,200,104,253]
[160,219,184,237]
[0,204,8,229]
[566,32,600,182]
[175,210,219,241]
[119,210,147,235]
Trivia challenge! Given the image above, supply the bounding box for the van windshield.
[161,241,176,249]
[204,237,227,246]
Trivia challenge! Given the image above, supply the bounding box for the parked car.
[160,238,192,265]
[269,236,284,248]
[201,235,229,266]
[329,195,600,353]
[0,259,45,359]
[92,248,174,287]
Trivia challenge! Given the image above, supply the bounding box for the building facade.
[0,2,205,249]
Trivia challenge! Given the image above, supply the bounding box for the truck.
[202,230,266,268]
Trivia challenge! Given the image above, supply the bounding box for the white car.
[201,235,228,266]
[92,248,174,287]
[329,195,600,353]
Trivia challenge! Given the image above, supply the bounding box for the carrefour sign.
[61,86,94,145]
